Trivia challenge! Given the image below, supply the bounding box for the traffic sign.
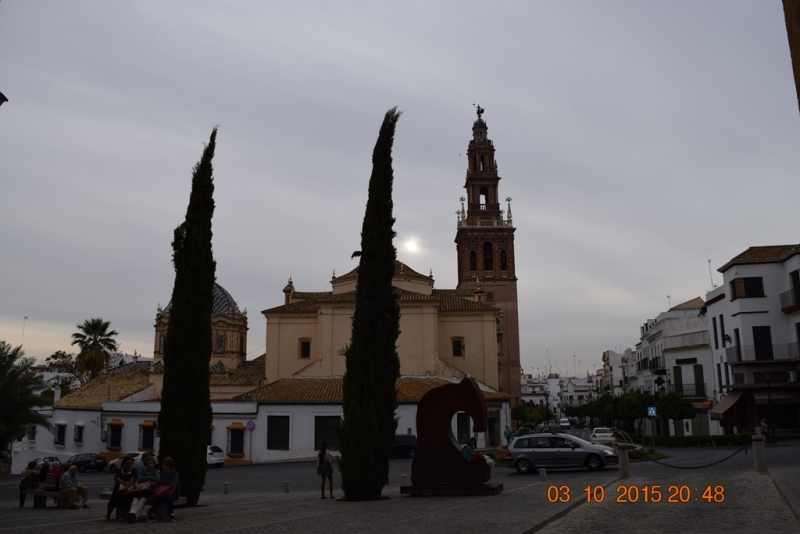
[246,420,256,430]
[648,407,657,417]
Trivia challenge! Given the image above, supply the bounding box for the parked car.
[207,445,224,468]
[392,434,418,458]
[34,456,60,468]
[507,433,618,474]
[109,452,145,473]
[67,453,107,472]
[559,418,571,430]
[590,427,617,446]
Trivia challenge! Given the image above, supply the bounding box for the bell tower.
[455,106,521,400]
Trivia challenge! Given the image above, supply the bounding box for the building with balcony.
[633,297,718,435]
[707,245,800,436]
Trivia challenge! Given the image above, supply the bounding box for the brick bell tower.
[455,106,521,400]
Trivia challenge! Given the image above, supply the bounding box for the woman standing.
[316,441,334,499]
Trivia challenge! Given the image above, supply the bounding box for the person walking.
[316,441,334,499]
[504,425,513,446]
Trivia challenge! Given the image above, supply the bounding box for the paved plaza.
[1,442,798,533]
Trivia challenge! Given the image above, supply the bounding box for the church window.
[479,186,488,205]
[159,335,165,353]
[480,155,485,171]
[483,242,493,271]
[299,339,311,359]
[451,337,464,357]
[469,251,477,272]
[500,251,508,271]
[215,335,225,353]
[487,292,494,302]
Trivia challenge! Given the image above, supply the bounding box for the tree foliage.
[340,108,402,501]
[157,127,218,506]
[70,318,119,379]
[511,403,529,425]
[0,341,51,455]
[658,392,696,434]
[45,350,89,389]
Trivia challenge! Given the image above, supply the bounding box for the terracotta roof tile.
[236,376,508,403]
[669,297,706,311]
[209,355,266,386]
[335,261,432,283]
[719,244,800,272]
[433,289,475,297]
[55,364,151,409]
[292,291,332,301]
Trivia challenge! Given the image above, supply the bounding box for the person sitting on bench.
[146,457,180,523]
[60,465,89,509]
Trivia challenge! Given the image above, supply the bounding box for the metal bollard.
[539,468,546,481]
[402,474,407,486]
[617,444,634,480]
[284,481,290,493]
[223,482,230,495]
[752,435,766,473]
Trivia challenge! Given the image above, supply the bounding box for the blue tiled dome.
[164,282,241,315]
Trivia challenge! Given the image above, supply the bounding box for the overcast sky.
[1,1,798,377]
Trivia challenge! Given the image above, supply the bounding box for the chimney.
[53,386,61,405]
[132,354,139,364]
[283,277,294,304]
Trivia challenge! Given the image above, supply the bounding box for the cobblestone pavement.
[2,442,798,533]
[536,471,800,534]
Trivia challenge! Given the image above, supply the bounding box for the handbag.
[154,484,174,498]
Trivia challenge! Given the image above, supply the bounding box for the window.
[109,425,122,448]
[753,326,773,361]
[712,317,719,350]
[299,339,311,359]
[730,277,765,299]
[228,429,245,455]
[159,335,165,353]
[314,416,341,451]
[54,424,66,446]
[469,251,477,272]
[267,416,290,450]
[215,335,225,353]
[483,242,493,271]
[487,292,494,302]
[500,251,508,271]
[73,425,83,444]
[452,337,464,357]
[139,425,155,450]
[27,424,36,442]
[719,315,726,347]
[479,185,488,203]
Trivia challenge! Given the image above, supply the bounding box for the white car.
[559,418,571,430]
[207,445,224,468]
[109,452,144,473]
[590,427,617,446]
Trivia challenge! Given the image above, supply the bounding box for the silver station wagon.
[508,433,619,474]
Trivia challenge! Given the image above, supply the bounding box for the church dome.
[164,282,241,315]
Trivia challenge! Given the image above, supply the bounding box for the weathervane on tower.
[473,103,484,119]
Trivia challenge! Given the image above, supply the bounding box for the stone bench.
[23,489,70,509]
[99,491,186,521]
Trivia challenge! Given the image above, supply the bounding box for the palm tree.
[0,341,51,455]
[71,318,119,379]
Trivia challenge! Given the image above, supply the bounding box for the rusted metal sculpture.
[403,376,502,495]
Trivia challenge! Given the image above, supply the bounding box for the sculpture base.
[400,483,503,496]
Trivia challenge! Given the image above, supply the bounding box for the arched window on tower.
[480,155,485,171]
[479,186,488,208]
[483,242,493,273]
[500,250,508,273]
[469,251,477,273]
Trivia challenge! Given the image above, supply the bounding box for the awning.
[752,390,800,405]
[710,390,744,420]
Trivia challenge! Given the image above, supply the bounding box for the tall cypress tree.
[340,108,402,501]
[158,128,218,506]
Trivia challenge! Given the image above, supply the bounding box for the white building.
[707,245,800,436]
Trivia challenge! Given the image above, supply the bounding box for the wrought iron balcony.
[667,382,706,397]
[725,342,800,363]
[780,288,800,314]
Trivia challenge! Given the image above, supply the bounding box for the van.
[559,418,571,430]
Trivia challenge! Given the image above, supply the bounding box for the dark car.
[67,452,107,472]
[392,434,418,458]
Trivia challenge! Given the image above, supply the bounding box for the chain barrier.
[629,445,748,470]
